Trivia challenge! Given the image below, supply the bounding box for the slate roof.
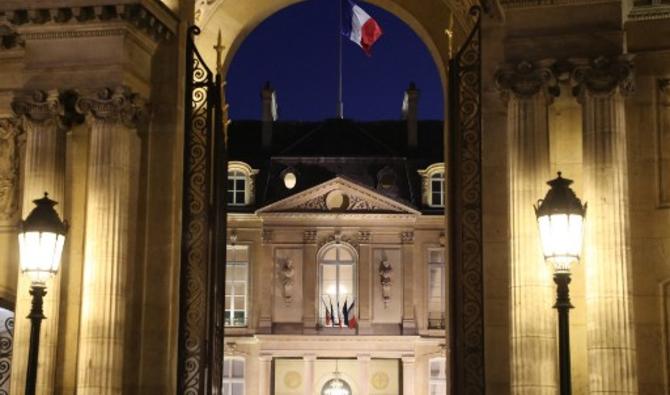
[227,118,444,214]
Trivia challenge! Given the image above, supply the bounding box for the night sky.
[225,0,444,122]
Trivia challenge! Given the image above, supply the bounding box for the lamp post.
[17,193,67,395]
[534,172,586,395]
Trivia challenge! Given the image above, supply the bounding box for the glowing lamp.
[18,193,68,284]
[534,173,586,273]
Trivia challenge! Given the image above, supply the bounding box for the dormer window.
[418,163,445,208]
[227,161,259,206]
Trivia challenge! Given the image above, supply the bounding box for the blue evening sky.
[225,0,444,121]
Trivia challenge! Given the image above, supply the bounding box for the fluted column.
[496,61,559,395]
[10,90,66,395]
[74,87,142,394]
[572,56,638,394]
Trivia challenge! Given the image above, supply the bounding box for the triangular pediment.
[256,177,420,215]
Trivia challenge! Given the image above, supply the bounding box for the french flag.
[341,0,383,56]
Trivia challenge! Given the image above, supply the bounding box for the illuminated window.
[225,245,248,327]
[429,358,446,395]
[430,172,445,207]
[319,243,356,327]
[223,357,245,395]
[227,161,259,206]
[418,163,445,209]
[427,248,445,329]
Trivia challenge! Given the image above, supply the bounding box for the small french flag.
[341,0,383,56]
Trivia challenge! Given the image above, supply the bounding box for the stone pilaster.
[303,354,316,395]
[496,60,559,395]
[10,90,66,395]
[357,231,372,334]
[357,354,371,395]
[259,229,273,333]
[74,87,142,394]
[401,355,415,395]
[303,230,317,333]
[572,56,638,394]
[258,354,273,395]
[401,231,416,334]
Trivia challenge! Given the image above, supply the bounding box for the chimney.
[261,81,277,150]
[403,82,419,150]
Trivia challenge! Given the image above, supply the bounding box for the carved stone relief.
[495,59,559,100]
[278,258,296,304]
[0,119,22,223]
[378,257,393,307]
[571,55,635,97]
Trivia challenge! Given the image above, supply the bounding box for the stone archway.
[177,1,485,394]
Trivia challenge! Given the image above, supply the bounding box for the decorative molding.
[303,230,317,244]
[499,0,614,8]
[0,23,23,50]
[12,90,64,128]
[0,3,176,42]
[318,231,359,250]
[571,56,635,97]
[0,118,22,222]
[256,176,421,216]
[400,231,414,244]
[357,231,371,244]
[495,60,560,100]
[629,4,670,21]
[20,28,127,41]
[76,87,144,128]
[262,229,273,244]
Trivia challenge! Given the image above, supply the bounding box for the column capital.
[259,354,273,362]
[356,354,371,362]
[659,79,670,97]
[303,354,317,362]
[401,355,416,364]
[571,55,634,98]
[495,60,560,101]
[11,90,65,129]
[75,87,145,128]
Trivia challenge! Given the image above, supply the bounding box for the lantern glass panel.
[537,213,583,272]
[18,231,65,283]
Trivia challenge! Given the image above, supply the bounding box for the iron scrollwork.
[0,314,14,395]
[448,6,485,394]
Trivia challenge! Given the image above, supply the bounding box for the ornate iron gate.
[448,6,485,395]
[177,26,227,395]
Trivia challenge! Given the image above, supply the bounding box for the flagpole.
[338,0,344,119]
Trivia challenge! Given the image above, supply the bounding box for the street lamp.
[18,193,67,395]
[534,172,586,395]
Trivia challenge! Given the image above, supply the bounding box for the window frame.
[418,163,446,209]
[427,247,446,329]
[428,357,447,395]
[225,244,249,327]
[223,356,245,395]
[317,242,358,327]
[429,172,445,208]
[227,161,259,207]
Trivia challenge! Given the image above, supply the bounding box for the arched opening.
[318,242,357,328]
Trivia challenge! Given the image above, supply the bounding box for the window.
[319,243,356,327]
[429,358,446,395]
[418,163,445,208]
[227,171,246,206]
[227,161,259,206]
[430,172,445,207]
[223,357,245,395]
[427,248,445,329]
[225,245,248,327]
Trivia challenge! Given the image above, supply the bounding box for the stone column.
[357,354,371,395]
[572,56,638,394]
[258,354,273,395]
[74,87,142,394]
[10,90,66,395]
[401,231,416,334]
[495,61,559,395]
[303,230,317,333]
[0,117,22,288]
[401,355,415,395]
[303,354,316,395]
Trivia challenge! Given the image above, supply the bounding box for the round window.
[283,171,297,189]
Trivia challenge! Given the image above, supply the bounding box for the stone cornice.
[0,0,177,43]
[628,4,670,21]
[571,55,635,97]
[499,0,616,8]
[495,60,560,100]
